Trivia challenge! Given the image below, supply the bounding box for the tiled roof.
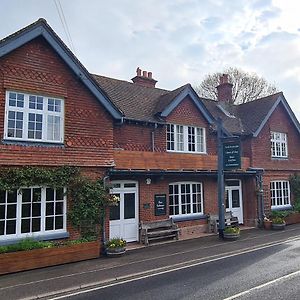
[93,74,172,122]
[93,73,285,135]
[201,93,283,135]
[236,93,282,135]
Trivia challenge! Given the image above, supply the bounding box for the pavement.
[1,224,300,300]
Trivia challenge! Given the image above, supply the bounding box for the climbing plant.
[0,166,118,237]
[289,173,300,212]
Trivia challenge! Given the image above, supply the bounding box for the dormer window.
[167,124,206,153]
[271,131,288,158]
[4,91,64,144]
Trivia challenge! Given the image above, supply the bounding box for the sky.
[1,0,300,119]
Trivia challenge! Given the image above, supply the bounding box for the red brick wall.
[0,37,114,167]
[166,96,217,155]
[114,124,165,151]
[113,96,217,155]
[251,103,300,171]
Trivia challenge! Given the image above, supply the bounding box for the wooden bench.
[208,212,239,233]
[140,219,180,246]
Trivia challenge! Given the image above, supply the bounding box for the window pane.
[46,217,54,231]
[56,188,64,200]
[232,190,240,208]
[22,204,31,218]
[110,193,120,220]
[21,219,30,233]
[32,203,41,217]
[0,205,5,219]
[55,216,63,229]
[55,202,63,215]
[7,204,16,218]
[0,221,4,235]
[124,193,135,219]
[32,218,41,232]
[6,220,16,234]
[7,190,17,203]
[22,189,31,202]
[46,203,54,215]
[46,188,55,201]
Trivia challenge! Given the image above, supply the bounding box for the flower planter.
[284,212,300,225]
[106,247,126,257]
[0,241,100,275]
[223,232,240,241]
[272,223,286,230]
[264,220,272,230]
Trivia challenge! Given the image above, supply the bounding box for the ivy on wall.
[0,166,117,237]
[290,173,300,212]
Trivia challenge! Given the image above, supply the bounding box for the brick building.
[1,19,300,245]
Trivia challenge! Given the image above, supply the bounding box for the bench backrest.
[141,219,174,230]
[209,211,233,221]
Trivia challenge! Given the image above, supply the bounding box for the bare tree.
[195,67,278,104]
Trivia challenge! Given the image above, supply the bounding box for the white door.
[225,180,243,224]
[109,181,139,242]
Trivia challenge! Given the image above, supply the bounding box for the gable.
[166,96,211,127]
[0,19,122,120]
[159,85,214,125]
[253,95,300,137]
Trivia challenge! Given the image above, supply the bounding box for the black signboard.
[154,194,167,216]
[223,137,241,170]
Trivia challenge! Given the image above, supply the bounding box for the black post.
[217,118,225,239]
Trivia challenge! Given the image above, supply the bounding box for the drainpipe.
[101,175,110,254]
[151,123,158,152]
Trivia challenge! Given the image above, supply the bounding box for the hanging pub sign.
[222,137,241,170]
[154,194,167,216]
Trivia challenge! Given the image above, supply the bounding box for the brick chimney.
[216,74,233,102]
[131,67,157,88]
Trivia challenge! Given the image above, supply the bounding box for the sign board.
[154,194,167,216]
[222,137,241,170]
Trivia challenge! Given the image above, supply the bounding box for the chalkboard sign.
[154,194,167,216]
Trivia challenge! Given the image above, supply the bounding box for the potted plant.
[263,216,272,230]
[223,226,240,240]
[105,238,126,257]
[271,216,286,230]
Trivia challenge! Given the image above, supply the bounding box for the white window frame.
[166,124,206,153]
[4,91,64,143]
[0,187,67,242]
[271,131,288,158]
[169,182,204,217]
[270,180,291,209]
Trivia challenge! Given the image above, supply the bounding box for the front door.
[109,181,139,242]
[225,180,243,224]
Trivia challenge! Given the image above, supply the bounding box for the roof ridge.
[92,73,170,93]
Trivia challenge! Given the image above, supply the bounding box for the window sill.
[170,214,207,222]
[2,139,64,148]
[271,205,293,211]
[271,157,288,160]
[0,231,69,246]
[167,151,207,155]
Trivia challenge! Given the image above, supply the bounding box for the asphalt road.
[58,238,300,300]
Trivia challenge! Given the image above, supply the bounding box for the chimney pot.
[131,68,158,88]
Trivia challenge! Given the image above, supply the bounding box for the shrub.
[0,238,53,254]
[224,227,240,234]
[105,238,126,249]
[272,217,285,224]
[270,210,292,219]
